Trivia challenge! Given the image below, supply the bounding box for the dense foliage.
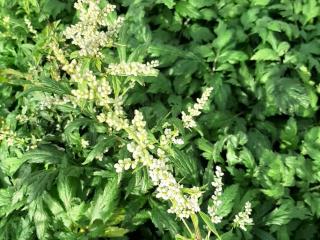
[1,0,320,239]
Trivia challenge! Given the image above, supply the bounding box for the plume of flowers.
[208,166,224,224]
[233,202,253,231]
[63,0,124,56]
[106,61,160,76]
[182,87,213,129]
[114,110,201,219]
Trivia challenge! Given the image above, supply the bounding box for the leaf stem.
[182,219,193,238]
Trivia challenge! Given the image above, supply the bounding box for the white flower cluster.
[0,127,16,147]
[70,67,97,101]
[62,59,77,74]
[181,87,213,129]
[64,0,124,56]
[38,95,71,111]
[50,42,68,67]
[24,17,37,35]
[114,158,137,173]
[208,166,224,224]
[106,61,159,77]
[16,114,29,124]
[113,110,201,219]
[233,202,253,231]
[0,125,41,150]
[68,65,114,109]
[81,138,89,148]
[96,96,128,132]
[160,128,184,147]
[97,110,129,132]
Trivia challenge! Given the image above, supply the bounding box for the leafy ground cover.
[1,0,320,239]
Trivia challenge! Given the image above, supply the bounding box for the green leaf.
[265,200,309,225]
[90,176,119,224]
[0,157,26,176]
[280,118,298,149]
[0,188,13,217]
[251,0,270,6]
[196,138,215,161]
[31,199,49,240]
[302,0,320,25]
[265,77,310,115]
[218,50,248,63]
[251,48,280,61]
[212,22,233,50]
[21,146,65,164]
[150,199,181,236]
[189,24,214,42]
[42,0,66,18]
[104,226,129,237]
[304,192,320,218]
[125,168,153,196]
[43,193,64,217]
[199,211,221,240]
[276,42,290,56]
[57,174,75,210]
[176,2,201,19]
[82,137,116,165]
[158,0,176,9]
[170,149,200,185]
[216,184,240,217]
[189,0,215,8]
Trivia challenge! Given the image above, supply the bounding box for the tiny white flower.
[81,139,89,148]
[181,87,213,129]
[233,202,253,231]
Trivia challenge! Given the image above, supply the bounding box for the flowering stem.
[191,214,202,240]
[182,219,193,238]
[205,230,211,240]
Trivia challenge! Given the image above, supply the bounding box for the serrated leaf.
[212,22,233,50]
[170,149,200,185]
[90,176,119,224]
[251,48,279,61]
[104,226,129,237]
[149,199,181,236]
[176,2,201,19]
[196,138,214,161]
[158,0,175,9]
[0,157,26,176]
[252,0,270,6]
[199,211,221,240]
[280,117,298,149]
[189,0,215,8]
[32,199,49,240]
[82,137,116,165]
[265,200,309,225]
[216,184,240,217]
[57,174,75,210]
[21,146,65,164]
[276,42,290,56]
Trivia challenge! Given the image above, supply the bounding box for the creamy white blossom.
[182,87,213,129]
[114,158,136,173]
[24,17,37,35]
[233,202,253,231]
[106,61,159,77]
[113,111,201,219]
[208,166,224,224]
[81,138,89,148]
[64,0,123,56]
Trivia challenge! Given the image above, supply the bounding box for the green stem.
[182,219,193,238]
[309,185,320,191]
[191,214,202,240]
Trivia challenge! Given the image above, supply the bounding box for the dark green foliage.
[1,0,320,239]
